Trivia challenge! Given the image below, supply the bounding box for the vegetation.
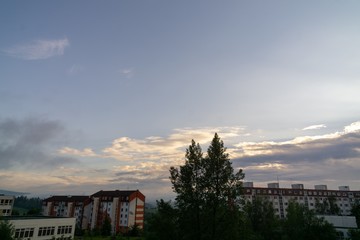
[0,220,15,240]
[169,133,244,240]
[145,133,346,240]
[13,196,42,215]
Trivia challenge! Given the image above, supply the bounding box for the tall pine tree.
[170,133,244,240]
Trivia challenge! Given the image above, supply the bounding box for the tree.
[242,196,281,240]
[351,199,360,228]
[169,133,244,240]
[315,197,340,215]
[170,139,204,240]
[202,133,244,240]
[145,199,179,240]
[283,201,337,240]
[101,214,112,236]
[0,220,14,240]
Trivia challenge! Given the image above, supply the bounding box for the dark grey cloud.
[0,117,78,169]
[231,127,360,189]
[232,131,360,168]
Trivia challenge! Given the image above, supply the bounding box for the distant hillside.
[0,189,29,196]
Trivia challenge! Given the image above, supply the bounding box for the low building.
[0,195,15,216]
[2,216,76,240]
[243,182,360,218]
[320,215,358,239]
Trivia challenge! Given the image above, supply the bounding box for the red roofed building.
[42,190,145,235]
[90,190,145,234]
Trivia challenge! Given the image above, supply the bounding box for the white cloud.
[58,147,97,157]
[120,68,134,78]
[59,127,245,162]
[3,38,69,60]
[302,124,326,131]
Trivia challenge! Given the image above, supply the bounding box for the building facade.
[42,189,145,234]
[3,216,76,240]
[0,194,14,216]
[243,182,360,219]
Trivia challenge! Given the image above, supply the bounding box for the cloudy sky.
[1,1,360,202]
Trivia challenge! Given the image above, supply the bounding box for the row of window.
[38,225,73,236]
[1,209,11,214]
[0,199,13,205]
[248,195,352,203]
[248,188,354,197]
[14,228,34,238]
[58,225,73,235]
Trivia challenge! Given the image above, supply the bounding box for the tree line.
[145,133,360,240]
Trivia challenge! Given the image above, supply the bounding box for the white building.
[0,195,14,216]
[243,182,360,219]
[3,216,76,240]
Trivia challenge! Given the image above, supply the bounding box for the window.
[38,226,55,236]
[57,225,73,235]
[15,228,34,238]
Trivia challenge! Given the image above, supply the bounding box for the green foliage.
[145,199,179,240]
[242,197,281,240]
[351,199,360,228]
[0,220,15,240]
[169,133,244,240]
[283,201,337,240]
[14,196,42,210]
[27,207,41,215]
[101,215,112,236]
[349,229,360,240]
[314,196,340,215]
[129,224,142,237]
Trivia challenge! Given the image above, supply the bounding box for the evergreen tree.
[170,133,244,240]
[170,139,204,240]
[0,220,14,240]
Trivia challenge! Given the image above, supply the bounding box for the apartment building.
[243,182,360,219]
[0,194,14,216]
[42,189,145,234]
[42,195,90,229]
[89,190,145,234]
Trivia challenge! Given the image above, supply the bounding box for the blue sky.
[1,1,360,201]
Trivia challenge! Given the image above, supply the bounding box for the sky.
[1,1,360,202]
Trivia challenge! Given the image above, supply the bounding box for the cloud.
[58,147,97,157]
[231,121,360,187]
[0,117,78,169]
[302,124,327,131]
[120,68,134,78]
[60,126,245,162]
[3,38,69,60]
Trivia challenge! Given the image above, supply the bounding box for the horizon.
[1,1,360,203]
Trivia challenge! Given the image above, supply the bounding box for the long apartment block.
[42,189,145,234]
[243,182,360,218]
